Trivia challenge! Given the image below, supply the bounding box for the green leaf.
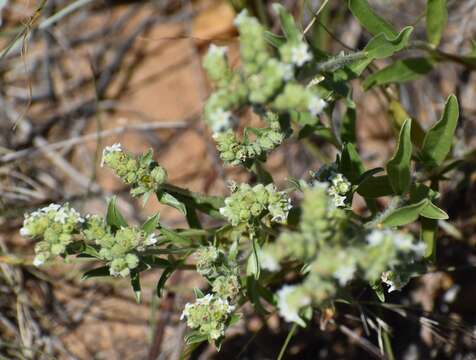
[381,199,428,227]
[341,106,356,144]
[420,202,448,220]
[184,330,209,345]
[420,94,459,167]
[363,57,434,90]
[246,276,268,315]
[264,31,286,47]
[142,213,160,235]
[160,228,192,246]
[228,313,241,326]
[272,3,301,42]
[247,237,261,279]
[426,0,448,46]
[81,266,110,280]
[156,266,174,297]
[371,281,385,302]
[106,197,128,230]
[386,118,412,195]
[348,0,397,37]
[348,26,414,76]
[357,175,394,198]
[130,271,141,303]
[161,184,225,219]
[157,191,187,215]
[142,256,172,268]
[421,217,437,261]
[339,143,365,183]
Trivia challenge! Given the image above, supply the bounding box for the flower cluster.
[219,182,292,226]
[101,144,167,198]
[213,112,285,166]
[261,184,427,326]
[83,215,157,277]
[180,294,235,341]
[181,245,241,343]
[195,245,241,301]
[20,204,83,266]
[203,9,326,143]
[313,164,352,207]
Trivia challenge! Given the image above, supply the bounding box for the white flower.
[101,143,122,167]
[180,302,193,320]
[280,63,295,81]
[234,9,248,27]
[334,263,356,286]
[208,44,227,57]
[411,242,426,258]
[308,96,326,116]
[33,255,45,267]
[393,233,414,251]
[20,227,30,237]
[144,233,158,246]
[196,293,214,306]
[210,109,233,133]
[367,230,386,246]
[381,271,407,292]
[277,285,310,327]
[42,203,61,213]
[54,209,68,224]
[260,250,281,272]
[291,43,312,67]
[443,285,460,303]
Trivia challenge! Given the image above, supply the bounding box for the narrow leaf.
[81,266,110,280]
[381,199,428,227]
[348,0,397,37]
[264,31,286,47]
[421,217,437,261]
[156,266,174,297]
[420,202,449,220]
[387,118,412,195]
[272,3,301,42]
[426,0,447,46]
[131,271,141,303]
[339,143,365,183]
[363,57,434,90]
[357,175,394,198]
[160,228,192,246]
[142,213,160,235]
[106,197,128,230]
[421,94,459,167]
[348,26,414,76]
[157,191,187,215]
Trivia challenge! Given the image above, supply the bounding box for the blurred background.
[0,0,475,359]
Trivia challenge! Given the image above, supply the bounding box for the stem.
[277,323,298,360]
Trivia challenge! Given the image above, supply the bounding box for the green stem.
[277,323,298,360]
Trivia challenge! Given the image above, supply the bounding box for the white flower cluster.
[313,165,351,208]
[100,143,122,167]
[21,204,84,266]
[277,285,311,327]
[209,108,233,134]
[290,43,312,67]
[181,294,235,340]
[366,229,426,257]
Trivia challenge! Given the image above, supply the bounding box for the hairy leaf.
[421,94,459,167]
[387,118,412,194]
[363,57,434,90]
[348,0,397,37]
[106,196,128,230]
[381,199,428,227]
[426,0,447,46]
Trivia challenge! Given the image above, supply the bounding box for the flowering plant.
[21,2,463,355]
